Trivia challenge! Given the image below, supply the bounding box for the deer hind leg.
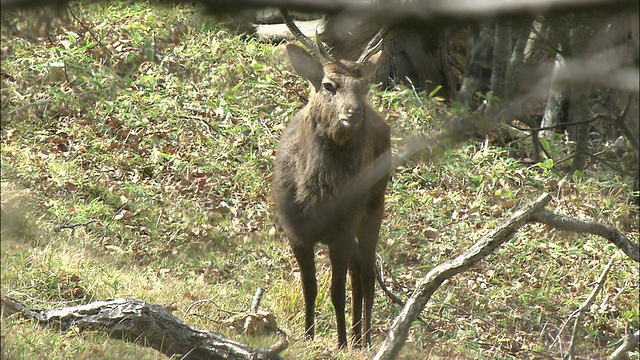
[292,243,317,340]
[357,205,384,348]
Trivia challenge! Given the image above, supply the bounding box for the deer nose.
[346,107,362,119]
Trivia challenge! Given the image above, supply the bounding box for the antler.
[357,27,387,64]
[281,8,386,66]
[280,9,335,63]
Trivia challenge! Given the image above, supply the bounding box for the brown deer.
[272,11,390,349]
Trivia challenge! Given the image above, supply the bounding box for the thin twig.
[564,251,619,360]
[511,113,610,133]
[186,298,240,317]
[54,219,104,234]
[67,4,102,49]
[375,254,431,327]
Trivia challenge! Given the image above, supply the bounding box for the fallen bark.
[1,297,286,360]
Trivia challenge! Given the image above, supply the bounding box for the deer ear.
[362,51,383,79]
[286,44,323,90]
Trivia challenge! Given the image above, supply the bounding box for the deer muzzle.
[340,106,363,127]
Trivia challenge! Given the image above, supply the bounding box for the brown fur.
[272,44,391,348]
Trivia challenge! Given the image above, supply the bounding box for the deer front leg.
[292,244,317,340]
[349,253,364,346]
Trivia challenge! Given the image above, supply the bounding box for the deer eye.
[322,82,337,93]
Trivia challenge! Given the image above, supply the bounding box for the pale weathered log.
[373,193,553,360]
[531,210,639,262]
[1,297,285,360]
[254,19,323,42]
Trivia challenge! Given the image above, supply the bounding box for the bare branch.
[609,327,640,360]
[531,210,639,262]
[374,193,553,360]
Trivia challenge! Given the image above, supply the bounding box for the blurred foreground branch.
[3,0,637,25]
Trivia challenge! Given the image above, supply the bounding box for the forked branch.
[374,192,639,359]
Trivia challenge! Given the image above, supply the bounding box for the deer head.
[282,10,385,145]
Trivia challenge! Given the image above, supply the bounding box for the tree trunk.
[523,18,549,65]
[540,47,568,139]
[457,22,494,107]
[567,25,593,173]
[505,18,534,96]
[490,20,512,99]
[569,84,592,173]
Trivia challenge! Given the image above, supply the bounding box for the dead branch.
[1,297,286,360]
[609,327,640,360]
[531,210,639,262]
[374,193,553,360]
[564,252,619,360]
[374,192,638,359]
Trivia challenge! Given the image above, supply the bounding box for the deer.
[272,10,391,349]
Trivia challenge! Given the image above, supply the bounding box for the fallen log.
[254,19,323,42]
[1,297,286,360]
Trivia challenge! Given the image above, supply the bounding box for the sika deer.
[272,11,390,349]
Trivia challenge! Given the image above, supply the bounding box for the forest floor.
[1,2,638,359]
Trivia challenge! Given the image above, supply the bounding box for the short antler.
[280,9,335,63]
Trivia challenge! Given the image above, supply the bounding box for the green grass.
[1,2,638,359]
